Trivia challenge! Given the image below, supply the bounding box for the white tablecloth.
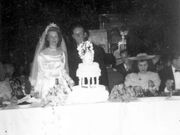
[1,97,180,135]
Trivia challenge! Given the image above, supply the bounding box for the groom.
[67,23,109,89]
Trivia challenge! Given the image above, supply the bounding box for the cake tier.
[67,85,109,104]
[76,62,101,77]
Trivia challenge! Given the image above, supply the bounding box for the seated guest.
[0,63,12,101]
[3,63,23,99]
[0,80,12,101]
[151,52,167,73]
[109,27,122,60]
[115,49,133,81]
[152,54,161,71]
[3,63,15,80]
[15,65,32,95]
[3,63,30,99]
[125,53,161,95]
[159,52,180,92]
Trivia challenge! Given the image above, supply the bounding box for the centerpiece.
[109,83,159,102]
[77,40,94,64]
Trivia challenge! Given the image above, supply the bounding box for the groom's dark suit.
[68,42,109,87]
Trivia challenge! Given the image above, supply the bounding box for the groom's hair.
[70,22,88,35]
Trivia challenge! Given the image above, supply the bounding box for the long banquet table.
[1,97,180,135]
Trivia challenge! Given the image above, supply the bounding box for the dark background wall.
[0,0,180,64]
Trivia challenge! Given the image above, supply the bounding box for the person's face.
[48,31,59,48]
[120,51,128,63]
[172,57,180,69]
[138,60,148,73]
[72,27,86,45]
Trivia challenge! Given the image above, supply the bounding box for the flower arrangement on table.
[109,83,159,102]
[109,84,137,102]
[77,41,94,60]
[10,76,31,99]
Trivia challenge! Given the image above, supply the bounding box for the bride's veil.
[29,23,68,86]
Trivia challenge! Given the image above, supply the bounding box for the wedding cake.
[67,41,109,104]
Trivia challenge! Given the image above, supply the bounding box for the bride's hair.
[44,26,63,48]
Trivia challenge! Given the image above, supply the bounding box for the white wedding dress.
[34,52,72,99]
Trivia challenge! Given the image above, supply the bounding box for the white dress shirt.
[164,66,180,92]
[172,66,180,89]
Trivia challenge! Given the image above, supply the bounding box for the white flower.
[77,41,94,60]
[45,84,68,106]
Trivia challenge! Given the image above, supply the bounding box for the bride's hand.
[69,80,75,87]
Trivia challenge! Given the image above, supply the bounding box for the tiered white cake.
[67,41,109,104]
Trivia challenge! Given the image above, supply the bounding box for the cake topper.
[77,41,94,64]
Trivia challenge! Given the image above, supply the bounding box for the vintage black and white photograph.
[0,0,180,135]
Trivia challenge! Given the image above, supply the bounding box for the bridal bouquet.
[44,84,69,106]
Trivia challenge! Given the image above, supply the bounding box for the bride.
[29,23,74,99]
